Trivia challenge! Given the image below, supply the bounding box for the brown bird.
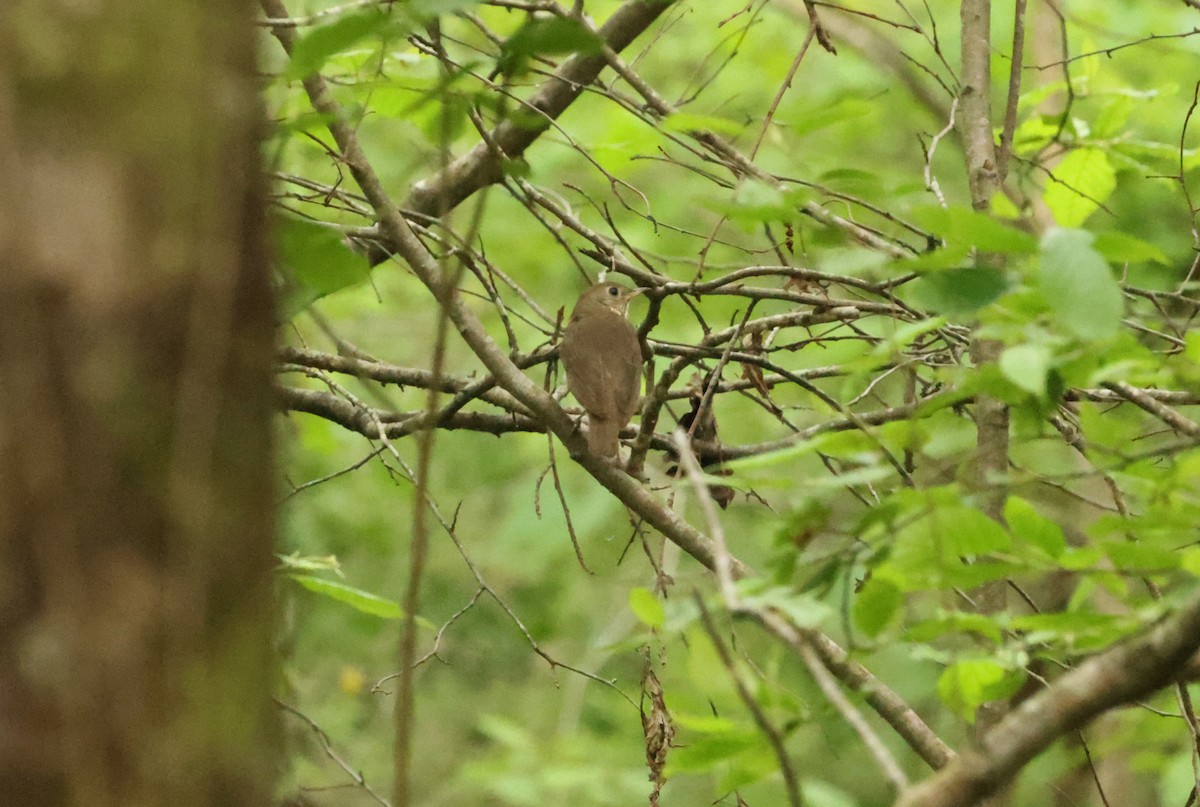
[559,282,644,458]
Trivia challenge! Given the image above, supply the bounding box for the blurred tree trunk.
[0,2,277,806]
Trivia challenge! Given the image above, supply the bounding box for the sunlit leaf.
[706,178,806,229]
[1004,497,1066,559]
[409,0,481,20]
[853,577,903,637]
[909,205,1038,254]
[938,658,1025,723]
[275,213,372,320]
[498,17,603,76]
[791,97,873,137]
[718,743,780,791]
[739,586,833,628]
[629,587,665,628]
[290,575,403,619]
[999,344,1053,398]
[1180,547,1200,577]
[1092,231,1169,265]
[910,267,1009,315]
[1091,93,1134,138]
[285,11,395,78]
[1103,541,1179,572]
[905,610,1004,643]
[276,552,344,576]
[663,112,746,138]
[1038,228,1123,342]
[665,725,761,775]
[1044,148,1116,227]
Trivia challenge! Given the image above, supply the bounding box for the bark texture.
[0,2,277,805]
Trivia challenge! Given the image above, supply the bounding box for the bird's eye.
[607,286,619,296]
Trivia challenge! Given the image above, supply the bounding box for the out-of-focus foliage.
[264,1,1200,805]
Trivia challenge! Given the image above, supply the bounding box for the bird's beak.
[627,287,646,298]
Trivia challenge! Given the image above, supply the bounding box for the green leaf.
[990,190,1023,220]
[725,430,841,473]
[285,11,393,79]
[905,610,1004,643]
[791,97,873,137]
[1092,94,1135,138]
[1037,228,1123,342]
[739,585,833,628]
[706,179,805,229]
[1181,547,1200,577]
[408,0,481,20]
[673,713,740,734]
[1004,497,1066,559]
[275,213,372,319]
[1044,148,1116,227]
[666,725,761,775]
[1186,332,1200,365]
[909,205,1039,254]
[910,267,1009,315]
[290,575,403,619]
[671,712,779,789]
[629,587,665,628]
[999,344,1053,398]
[800,780,859,807]
[498,17,603,76]
[1092,231,1170,265]
[1102,541,1179,573]
[686,629,736,698]
[1018,81,1070,113]
[853,577,902,637]
[818,167,881,188]
[865,317,950,362]
[937,658,1025,723]
[1010,611,1133,648]
[662,597,701,633]
[1058,546,1104,570]
[718,743,780,792]
[944,562,1025,588]
[884,506,1014,590]
[921,414,977,458]
[663,112,746,138]
[945,507,1012,554]
[1013,117,1060,155]
[276,551,344,576]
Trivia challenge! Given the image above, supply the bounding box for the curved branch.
[897,590,1200,807]
[753,609,957,772]
[362,0,679,266]
[279,386,542,437]
[263,0,742,577]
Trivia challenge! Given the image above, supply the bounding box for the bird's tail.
[586,416,621,458]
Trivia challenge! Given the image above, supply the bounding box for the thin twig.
[695,595,805,807]
[798,640,909,792]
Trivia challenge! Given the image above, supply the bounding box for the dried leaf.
[641,663,674,806]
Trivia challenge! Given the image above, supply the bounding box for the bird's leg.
[569,410,590,450]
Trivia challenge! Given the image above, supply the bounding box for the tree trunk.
[0,2,277,805]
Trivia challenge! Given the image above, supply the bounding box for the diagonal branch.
[754,609,957,772]
[262,0,739,578]
[364,0,679,265]
[897,589,1200,807]
[265,3,962,776]
[1102,380,1200,440]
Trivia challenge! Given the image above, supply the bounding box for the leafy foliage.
[265,1,1200,806]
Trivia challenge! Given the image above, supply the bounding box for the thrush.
[559,282,644,457]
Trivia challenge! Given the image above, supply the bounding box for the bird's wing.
[613,324,643,418]
[560,316,641,420]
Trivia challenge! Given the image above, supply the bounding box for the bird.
[559,282,644,458]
